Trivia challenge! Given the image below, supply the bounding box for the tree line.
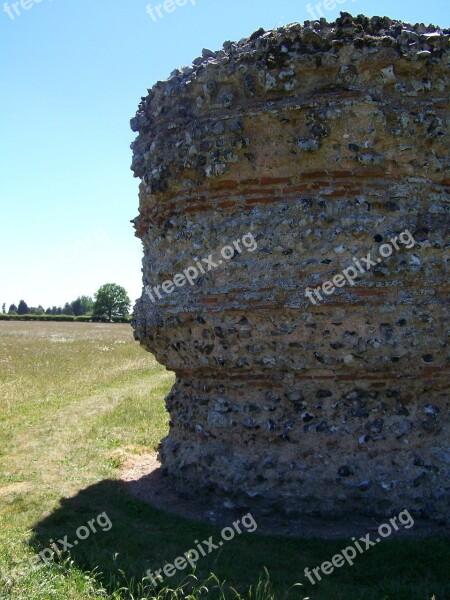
[2,283,131,322]
[4,295,94,316]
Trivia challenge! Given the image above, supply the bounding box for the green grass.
[0,322,448,599]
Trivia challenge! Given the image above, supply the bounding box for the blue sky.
[1,0,448,310]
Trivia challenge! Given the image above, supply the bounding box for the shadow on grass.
[29,475,450,600]
[29,477,289,598]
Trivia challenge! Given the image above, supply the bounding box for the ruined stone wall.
[131,14,449,520]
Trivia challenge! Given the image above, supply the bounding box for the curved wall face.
[131,14,449,519]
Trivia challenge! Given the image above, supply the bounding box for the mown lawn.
[0,322,448,599]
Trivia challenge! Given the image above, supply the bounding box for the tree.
[71,295,93,316]
[8,304,17,314]
[17,300,29,315]
[80,295,94,315]
[63,302,74,315]
[93,284,130,321]
[1,303,5,314]
[36,306,45,315]
[71,298,83,316]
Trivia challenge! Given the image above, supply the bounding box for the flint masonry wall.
[131,13,449,520]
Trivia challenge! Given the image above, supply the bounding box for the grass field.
[0,322,448,600]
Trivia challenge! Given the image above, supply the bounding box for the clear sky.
[1,0,448,310]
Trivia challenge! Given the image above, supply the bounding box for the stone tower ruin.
[131,13,449,520]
